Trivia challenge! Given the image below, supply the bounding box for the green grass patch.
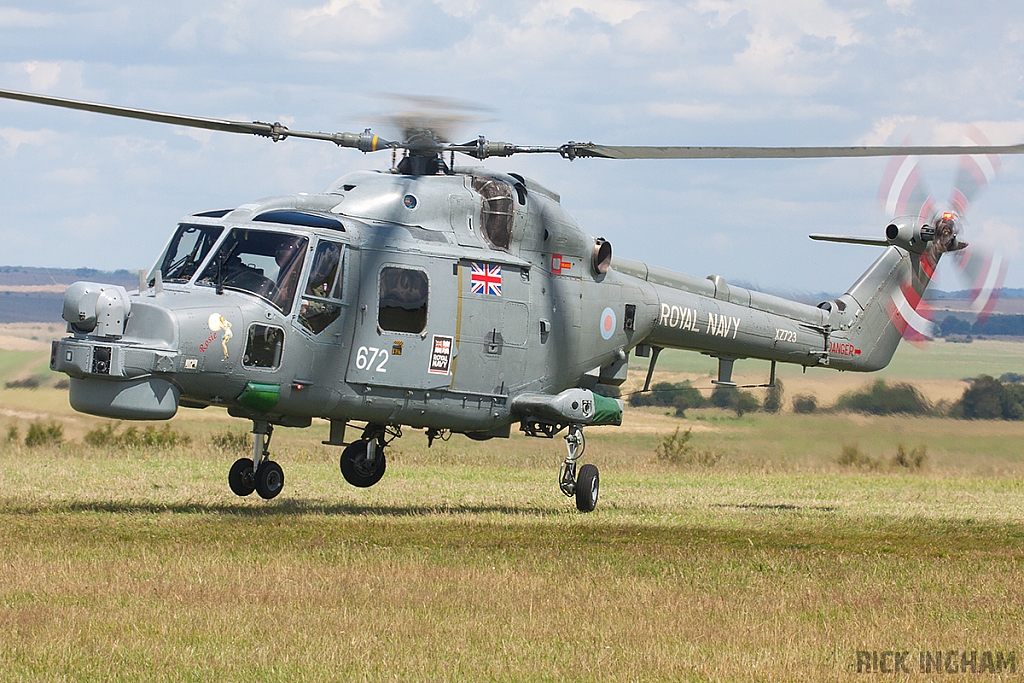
[0,349,45,384]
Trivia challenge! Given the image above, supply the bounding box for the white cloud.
[46,167,97,185]
[22,61,63,92]
[0,8,55,29]
[970,217,1020,261]
[431,0,479,18]
[296,0,384,19]
[522,0,647,26]
[0,127,55,154]
[1,1,1023,290]
[58,212,121,240]
[649,102,735,121]
[856,116,922,145]
[885,0,914,13]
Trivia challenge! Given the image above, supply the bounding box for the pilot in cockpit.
[273,238,304,309]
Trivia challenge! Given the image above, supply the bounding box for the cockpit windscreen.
[197,229,308,314]
[155,224,224,283]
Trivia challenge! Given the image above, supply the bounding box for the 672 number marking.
[355,346,388,372]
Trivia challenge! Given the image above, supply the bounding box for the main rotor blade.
[568,142,1024,160]
[0,88,392,150]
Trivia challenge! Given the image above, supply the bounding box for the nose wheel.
[559,424,600,512]
[227,421,284,500]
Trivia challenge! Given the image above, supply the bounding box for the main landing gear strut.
[559,424,600,512]
[228,421,285,500]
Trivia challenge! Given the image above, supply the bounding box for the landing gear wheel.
[341,440,387,488]
[254,460,284,500]
[575,463,599,512]
[228,457,255,497]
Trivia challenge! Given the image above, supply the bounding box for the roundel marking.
[600,307,616,340]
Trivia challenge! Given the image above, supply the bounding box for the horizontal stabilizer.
[809,234,889,247]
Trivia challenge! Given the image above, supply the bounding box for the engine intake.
[885,217,933,253]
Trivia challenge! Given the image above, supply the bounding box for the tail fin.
[837,242,938,371]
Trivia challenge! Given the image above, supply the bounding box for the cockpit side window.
[298,240,345,335]
[197,229,308,314]
[156,224,223,283]
[471,177,514,251]
[378,267,428,334]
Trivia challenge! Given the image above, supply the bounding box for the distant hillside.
[0,266,139,288]
[0,267,140,324]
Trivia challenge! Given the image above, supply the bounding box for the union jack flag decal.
[470,263,502,296]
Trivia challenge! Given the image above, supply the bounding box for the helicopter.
[1,87,1021,512]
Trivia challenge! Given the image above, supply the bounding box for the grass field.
[1,337,1024,681]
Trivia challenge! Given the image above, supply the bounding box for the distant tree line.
[627,374,1024,421]
[937,314,1024,337]
[629,380,768,417]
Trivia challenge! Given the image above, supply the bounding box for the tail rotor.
[876,127,1009,343]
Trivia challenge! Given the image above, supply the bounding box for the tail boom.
[615,243,938,374]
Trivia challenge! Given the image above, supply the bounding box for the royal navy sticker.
[428,335,454,375]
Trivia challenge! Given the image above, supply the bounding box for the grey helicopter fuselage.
[54,167,643,437]
[52,165,922,439]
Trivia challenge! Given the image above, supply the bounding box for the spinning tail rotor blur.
[876,127,1009,345]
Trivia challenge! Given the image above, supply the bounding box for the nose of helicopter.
[51,282,183,420]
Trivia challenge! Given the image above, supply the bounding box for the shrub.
[654,427,721,467]
[593,384,621,398]
[952,375,1024,420]
[938,315,972,337]
[672,384,709,417]
[709,385,760,417]
[837,444,880,469]
[84,422,190,448]
[212,430,251,452]
[735,391,760,417]
[792,394,818,414]
[892,444,927,470]
[763,379,784,414]
[24,421,63,447]
[834,380,931,415]
[84,423,119,447]
[4,376,42,389]
[5,425,19,443]
[631,381,706,408]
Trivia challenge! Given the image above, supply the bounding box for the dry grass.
[0,431,1023,681]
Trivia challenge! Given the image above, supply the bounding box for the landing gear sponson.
[514,388,623,513]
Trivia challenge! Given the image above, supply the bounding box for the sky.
[0,0,1023,294]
